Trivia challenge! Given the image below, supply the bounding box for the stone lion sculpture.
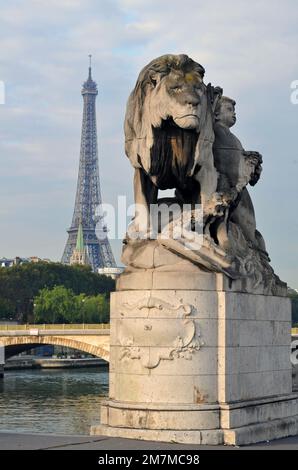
[124,54,222,233]
[123,54,284,294]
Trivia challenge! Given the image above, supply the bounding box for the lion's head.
[125,54,218,191]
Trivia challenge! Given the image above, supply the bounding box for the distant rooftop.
[0,256,52,268]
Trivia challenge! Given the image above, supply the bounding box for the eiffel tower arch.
[62,57,116,272]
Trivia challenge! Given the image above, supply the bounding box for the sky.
[0,0,298,287]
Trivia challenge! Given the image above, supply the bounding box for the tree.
[78,293,110,324]
[0,298,14,321]
[34,286,80,324]
[0,262,115,322]
[34,287,110,324]
[289,290,298,326]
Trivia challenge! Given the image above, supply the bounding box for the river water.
[0,367,109,435]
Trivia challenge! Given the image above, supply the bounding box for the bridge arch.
[2,336,109,362]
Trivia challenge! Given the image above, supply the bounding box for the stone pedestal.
[91,268,298,445]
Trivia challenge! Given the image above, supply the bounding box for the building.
[62,56,117,272]
[69,221,90,266]
[0,257,51,268]
[97,266,124,280]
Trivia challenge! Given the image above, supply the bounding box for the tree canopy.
[289,290,298,326]
[34,286,110,324]
[0,262,115,322]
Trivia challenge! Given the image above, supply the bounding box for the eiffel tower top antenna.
[88,54,93,81]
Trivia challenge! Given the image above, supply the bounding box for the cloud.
[0,0,297,285]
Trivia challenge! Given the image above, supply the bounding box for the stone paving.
[1,432,298,450]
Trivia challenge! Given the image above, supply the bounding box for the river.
[0,367,109,435]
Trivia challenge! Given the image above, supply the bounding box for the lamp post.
[81,298,85,326]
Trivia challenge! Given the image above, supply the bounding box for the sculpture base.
[91,394,298,445]
[92,268,297,445]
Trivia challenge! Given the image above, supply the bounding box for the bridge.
[1,324,298,373]
[2,324,298,358]
[0,324,110,364]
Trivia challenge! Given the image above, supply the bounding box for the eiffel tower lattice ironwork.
[62,57,116,271]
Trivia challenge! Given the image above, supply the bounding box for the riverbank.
[4,356,108,370]
[1,431,298,450]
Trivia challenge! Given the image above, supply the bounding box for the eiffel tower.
[62,56,116,272]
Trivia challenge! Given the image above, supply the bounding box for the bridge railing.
[0,323,110,331]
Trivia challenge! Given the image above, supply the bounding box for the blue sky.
[0,0,298,287]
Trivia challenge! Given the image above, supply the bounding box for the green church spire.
[76,221,85,252]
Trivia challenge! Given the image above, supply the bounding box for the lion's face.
[148,68,206,131]
[125,54,215,177]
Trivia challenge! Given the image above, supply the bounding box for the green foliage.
[0,262,115,322]
[289,290,298,326]
[34,286,79,324]
[0,298,14,321]
[33,286,110,324]
[78,293,110,323]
